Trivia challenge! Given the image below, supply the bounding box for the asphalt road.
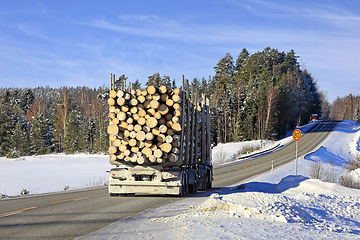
[0,121,337,239]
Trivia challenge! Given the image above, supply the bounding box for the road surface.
[0,121,337,239]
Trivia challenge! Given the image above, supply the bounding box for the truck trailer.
[107,74,212,196]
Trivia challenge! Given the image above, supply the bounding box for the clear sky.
[0,0,359,102]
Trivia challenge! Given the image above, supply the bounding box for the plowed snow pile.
[151,175,360,239]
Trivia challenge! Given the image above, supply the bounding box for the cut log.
[137,141,145,149]
[169,153,178,162]
[117,97,126,106]
[132,114,139,121]
[147,108,155,116]
[157,134,166,143]
[113,139,121,147]
[127,124,134,131]
[111,118,119,125]
[150,100,160,109]
[172,122,182,132]
[172,94,180,103]
[173,103,180,110]
[145,132,154,141]
[158,104,169,115]
[130,98,138,106]
[151,127,160,136]
[124,93,131,100]
[138,117,146,125]
[153,111,162,120]
[129,153,137,162]
[153,149,163,158]
[109,135,117,142]
[144,140,153,148]
[172,147,179,154]
[138,109,146,117]
[146,117,158,128]
[173,109,181,117]
[109,90,117,98]
[117,152,125,160]
[167,128,174,136]
[165,135,173,143]
[160,142,172,153]
[129,130,136,139]
[159,85,167,94]
[107,124,119,135]
[147,85,157,95]
[137,155,145,165]
[124,149,131,156]
[158,118,166,125]
[126,117,133,124]
[134,124,142,132]
[172,116,180,123]
[161,93,169,102]
[119,144,127,152]
[108,146,117,154]
[121,105,129,112]
[143,125,151,133]
[141,89,148,96]
[156,158,164,164]
[144,101,151,109]
[149,155,156,163]
[166,99,174,107]
[117,112,127,121]
[129,138,137,147]
[130,106,137,114]
[108,98,115,106]
[119,121,128,129]
[159,124,167,134]
[165,113,173,121]
[135,131,146,141]
[153,93,161,101]
[131,146,139,153]
[110,154,117,162]
[116,89,124,98]
[141,147,152,157]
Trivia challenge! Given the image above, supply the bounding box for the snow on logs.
[108,85,197,165]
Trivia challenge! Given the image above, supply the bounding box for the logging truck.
[107,74,212,196]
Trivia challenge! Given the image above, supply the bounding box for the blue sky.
[0,0,359,102]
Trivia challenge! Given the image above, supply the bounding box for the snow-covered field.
[2,120,360,239]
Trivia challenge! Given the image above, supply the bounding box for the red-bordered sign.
[293,129,302,141]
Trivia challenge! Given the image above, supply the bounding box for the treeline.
[330,94,360,122]
[0,47,323,157]
[202,47,321,143]
[0,86,109,157]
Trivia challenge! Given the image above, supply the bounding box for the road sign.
[293,129,301,141]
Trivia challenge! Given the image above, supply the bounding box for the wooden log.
[129,131,136,139]
[130,98,138,106]
[157,134,166,143]
[172,147,179,154]
[167,128,174,136]
[141,89,148,96]
[108,98,115,106]
[109,106,116,112]
[136,131,146,141]
[153,93,161,101]
[161,93,169,102]
[169,153,178,162]
[116,89,124,98]
[158,118,166,125]
[173,109,181,117]
[166,99,174,107]
[135,89,142,96]
[156,158,164,164]
[110,154,117,162]
[149,155,156,163]
[108,146,117,154]
[150,100,160,109]
[126,117,134,124]
[127,124,134,131]
[160,142,172,153]
[151,127,160,136]
[143,125,151,133]
[172,122,181,132]
[117,152,125,160]
[134,124,142,132]
[146,117,158,128]
[111,118,119,125]
[119,144,127,152]
[171,140,179,147]
[144,100,151,109]
[147,86,157,95]
[147,108,155,116]
[144,140,153,148]
[113,139,121,147]
[145,132,154,141]
[129,138,137,147]
[158,104,169,115]
[150,144,157,151]
[141,147,152,158]
[137,95,146,103]
[153,149,163,158]
[138,117,146,125]
[107,124,119,135]
[159,85,167,94]
[165,113,173,121]
[173,103,180,110]
[109,135,117,142]
[137,155,146,165]
[119,121,128,129]
[130,106,137,114]
[159,124,167,134]
[109,90,117,98]
[153,111,162,120]
[117,97,126,106]
[121,105,129,112]
[138,109,146,117]
[122,137,129,145]
[165,135,173,143]
[129,153,137,163]
[124,149,131,156]
[132,114,140,121]
[117,112,127,121]
[172,94,180,103]
[173,88,181,95]
[172,116,180,123]
[131,146,139,153]
[129,89,136,96]
[137,141,145,149]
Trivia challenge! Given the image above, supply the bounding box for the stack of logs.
[107,85,186,165]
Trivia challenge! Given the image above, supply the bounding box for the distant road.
[0,121,337,239]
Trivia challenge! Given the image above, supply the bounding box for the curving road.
[0,121,337,239]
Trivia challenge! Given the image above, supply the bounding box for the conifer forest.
[1,47,359,157]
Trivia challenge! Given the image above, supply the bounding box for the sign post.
[292,129,302,175]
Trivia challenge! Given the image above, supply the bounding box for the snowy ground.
[2,121,360,239]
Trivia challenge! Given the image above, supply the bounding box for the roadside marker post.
[292,129,302,175]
